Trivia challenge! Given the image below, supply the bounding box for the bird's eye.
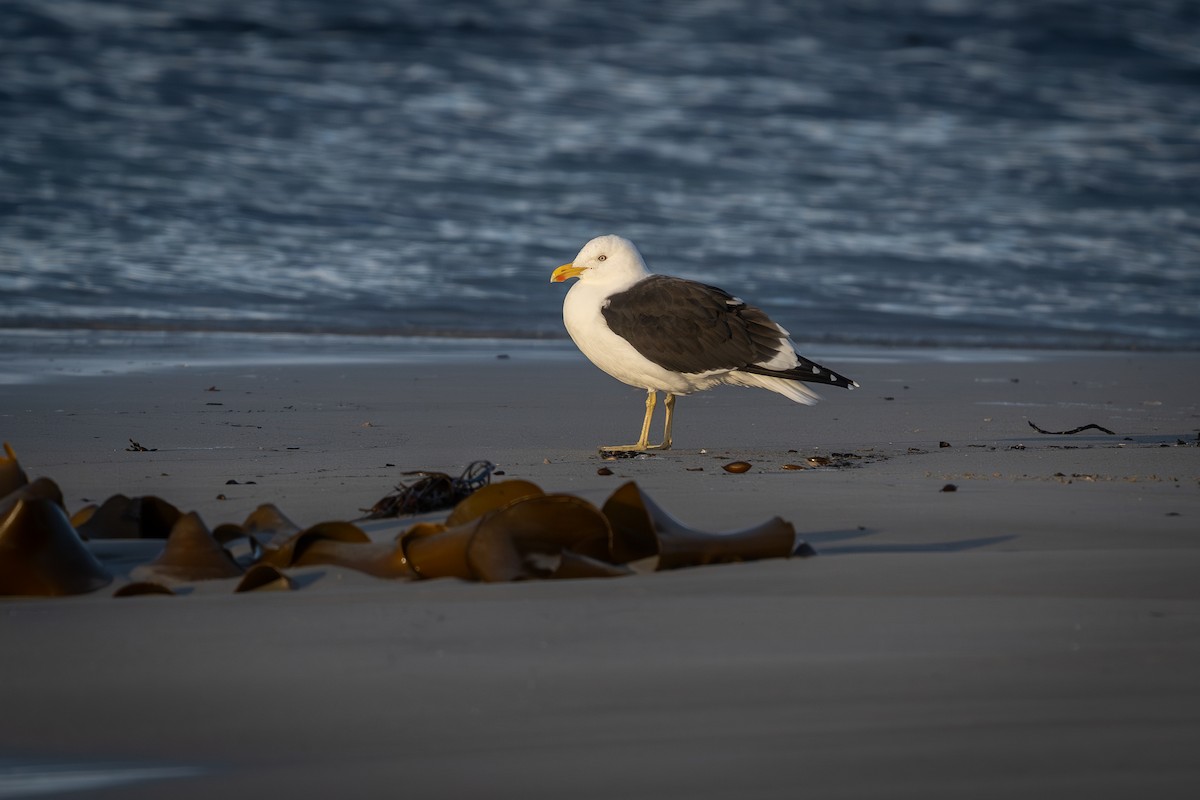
[597,254,607,261]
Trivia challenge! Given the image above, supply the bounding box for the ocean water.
[1,0,1198,350]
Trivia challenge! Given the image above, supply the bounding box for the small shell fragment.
[597,467,613,476]
[781,464,805,471]
[806,456,830,467]
[722,461,752,473]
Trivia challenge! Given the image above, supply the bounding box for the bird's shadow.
[803,528,1016,555]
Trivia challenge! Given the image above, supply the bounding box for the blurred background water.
[1,0,1198,350]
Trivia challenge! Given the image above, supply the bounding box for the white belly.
[562,283,720,395]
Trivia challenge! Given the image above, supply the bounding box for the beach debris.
[125,439,156,452]
[360,460,496,519]
[941,483,958,492]
[722,461,752,473]
[72,494,181,540]
[258,521,378,571]
[234,564,294,593]
[401,493,615,582]
[602,481,803,569]
[131,512,243,583]
[1,496,113,597]
[220,503,300,547]
[211,479,804,584]
[1,477,65,521]
[1,442,28,497]
[392,479,803,582]
[940,441,951,448]
[443,480,544,527]
[0,442,816,597]
[114,581,176,597]
[597,467,614,476]
[749,453,869,472]
[1028,421,1116,435]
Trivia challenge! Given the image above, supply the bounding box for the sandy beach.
[2,340,1198,798]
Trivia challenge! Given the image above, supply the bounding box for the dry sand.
[1,340,1198,799]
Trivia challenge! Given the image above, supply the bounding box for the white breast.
[562,282,718,395]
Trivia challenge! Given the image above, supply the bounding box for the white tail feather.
[724,372,821,405]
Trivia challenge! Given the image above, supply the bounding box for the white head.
[550,235,650,289]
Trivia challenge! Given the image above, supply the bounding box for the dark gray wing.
[601,275,856,388]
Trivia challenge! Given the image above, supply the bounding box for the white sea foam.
[0,0,1196,349]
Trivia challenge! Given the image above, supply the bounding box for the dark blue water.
[1,0,1198,349]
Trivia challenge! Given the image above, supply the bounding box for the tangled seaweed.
[360,460,496,519]
[1,443,811,598]
[1028,421,1116,436]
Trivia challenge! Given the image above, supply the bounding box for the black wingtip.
[743,362,859,389]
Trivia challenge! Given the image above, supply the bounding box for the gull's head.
[550,235,649,287]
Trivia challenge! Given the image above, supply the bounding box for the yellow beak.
[550,262,586,283]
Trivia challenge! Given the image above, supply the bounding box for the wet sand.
[2,344,1199,798]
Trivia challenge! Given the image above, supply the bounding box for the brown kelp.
[0,441,812,599]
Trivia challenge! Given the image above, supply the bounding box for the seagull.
[550,234,858,453]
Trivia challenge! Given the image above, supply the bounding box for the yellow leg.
[659,393,676,450]
[600,389,657,453]
[600,390,676,453]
